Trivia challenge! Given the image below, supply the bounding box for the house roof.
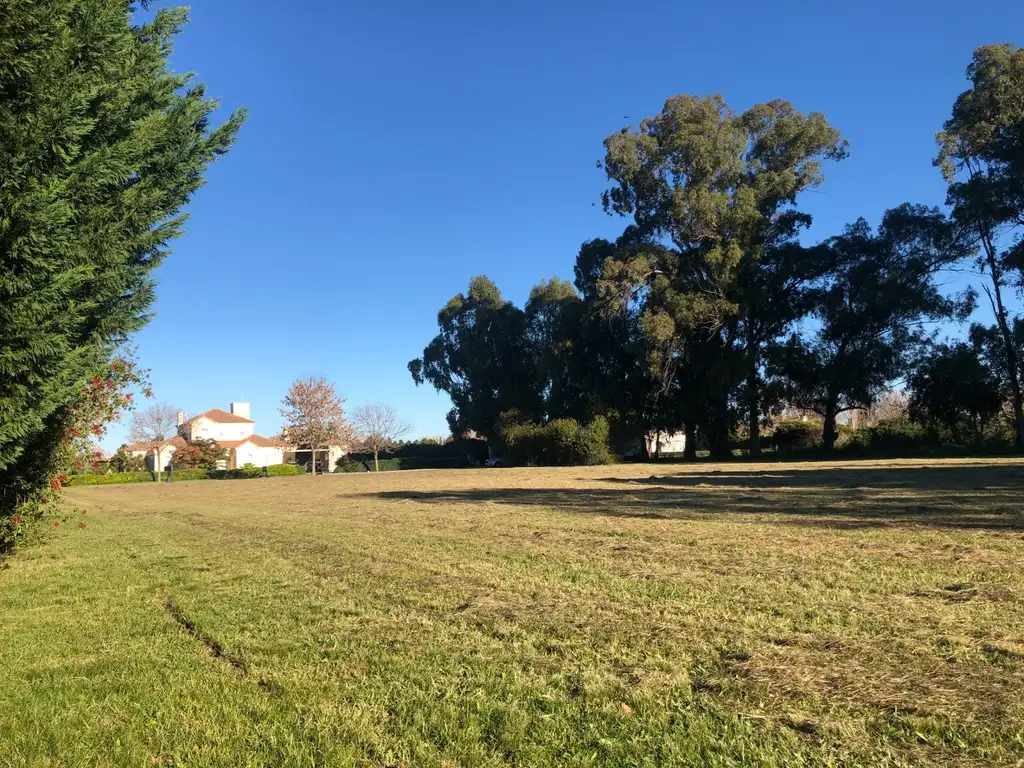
[184,408,254,425]
[128,433,288,453]
[216,434,289,449]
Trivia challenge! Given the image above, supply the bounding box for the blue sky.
[104,0,1024,449]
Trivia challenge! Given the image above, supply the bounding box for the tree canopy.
[0,1,243,538]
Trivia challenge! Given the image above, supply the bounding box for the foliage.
[599,95,848,455]
[128,402,181,443]
[0,1,243,547]
[352,403,413,471]
[266,463,305,477]
[837,418,943,456]
[168,468,209,481]
[2,354,148,550]
[910,343,1004,445]
[109,446,146,473]
[936,44,1024,447]
[768,419,822,453]
[770,205,971,449]
[66,471,154,486]
[170,438,227,470]
[497,413,613,467]
[409,277,542,437]
[280,376,355,476]
[64,464,304,484]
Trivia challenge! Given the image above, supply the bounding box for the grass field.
[2,459,1023,767]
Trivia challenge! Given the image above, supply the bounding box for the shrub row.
[334,457,468,473]
[66,471,154,486]
[497,413,613,467]
[66,464,305,485]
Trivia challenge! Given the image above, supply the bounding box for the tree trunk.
[310,448,316,476]
[683,422,696,461]
[155,448,162,482]
[982,238,1024,449]
[822,407,838,452]
[707,402,731,461]
[747,323,761,457]
[374,450,380,472]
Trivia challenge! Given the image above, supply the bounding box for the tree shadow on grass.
[359,464,1024,531]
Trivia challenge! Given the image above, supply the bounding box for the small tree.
[280,376,354,475]
[352,403,413,471]
[110,445,145,473]
[129,402,181,443]
[910,343,1003,445]
[171,439,227,470]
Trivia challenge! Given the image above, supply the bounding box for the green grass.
[2,459,1023,767]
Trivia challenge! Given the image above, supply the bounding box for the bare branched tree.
[850,390,909,429]
[352,403,413,471]
[279,376,354,475]
[128,401,180,443]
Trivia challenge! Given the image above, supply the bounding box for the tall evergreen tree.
[771,205,971,449]
[0,2,244,526]
[409,277,541,438]
[598,95,847,455]
[937,44,1024,447]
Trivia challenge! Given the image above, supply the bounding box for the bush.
[66,471,153,486]
[266,463,305,476]
[838,417,943,456]
[168,468,209,481]
[497,413,613,467]
[768,419,822,453]
[334,456,469,473]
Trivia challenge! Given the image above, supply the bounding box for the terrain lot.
[2,459,1023,767]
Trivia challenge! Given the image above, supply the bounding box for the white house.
[128,402,289,471]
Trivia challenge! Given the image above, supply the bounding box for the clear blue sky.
[104,0,1024,449]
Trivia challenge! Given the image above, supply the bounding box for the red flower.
[78,522,87,529]
[126,393,133,402]
[81,509,87,515]
[50,478,61,490]
[53,521,60,527]
[11,515,21,526]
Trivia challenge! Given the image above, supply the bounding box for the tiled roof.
[184,408,254,425]
[215,435,290,449]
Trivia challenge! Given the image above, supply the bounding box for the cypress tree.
[0,1,244,537]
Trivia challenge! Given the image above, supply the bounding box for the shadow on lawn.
[360,464,1024,531]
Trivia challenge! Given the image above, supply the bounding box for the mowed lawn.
[2,461,1023,767]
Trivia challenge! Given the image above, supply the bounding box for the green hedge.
[334,457,468,473]
[66,464,306,485]
[66,471,154,486]
[767,419,822,453]
[168,468,209,481]
[497,414,613,467]
[267,463,305,476]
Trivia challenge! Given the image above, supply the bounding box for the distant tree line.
[410,45,1024,460]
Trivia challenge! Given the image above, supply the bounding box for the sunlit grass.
[1,458,1022,767]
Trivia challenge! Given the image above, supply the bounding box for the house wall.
[645,431,687,456]
[145,445,178,471]
[185,417,254,442]
[233,443,283,468]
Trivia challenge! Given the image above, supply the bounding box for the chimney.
[230,402,250,420]
[176,411,187,426]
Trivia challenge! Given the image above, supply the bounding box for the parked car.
[484,457,504,468]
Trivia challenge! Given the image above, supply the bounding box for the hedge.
[497,414,613,467]
[267,463,305,476]
[66,464,306,485]
[335,457,468,473]
[66,471,154,486]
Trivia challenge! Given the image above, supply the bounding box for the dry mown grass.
[2,458,1023,766]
